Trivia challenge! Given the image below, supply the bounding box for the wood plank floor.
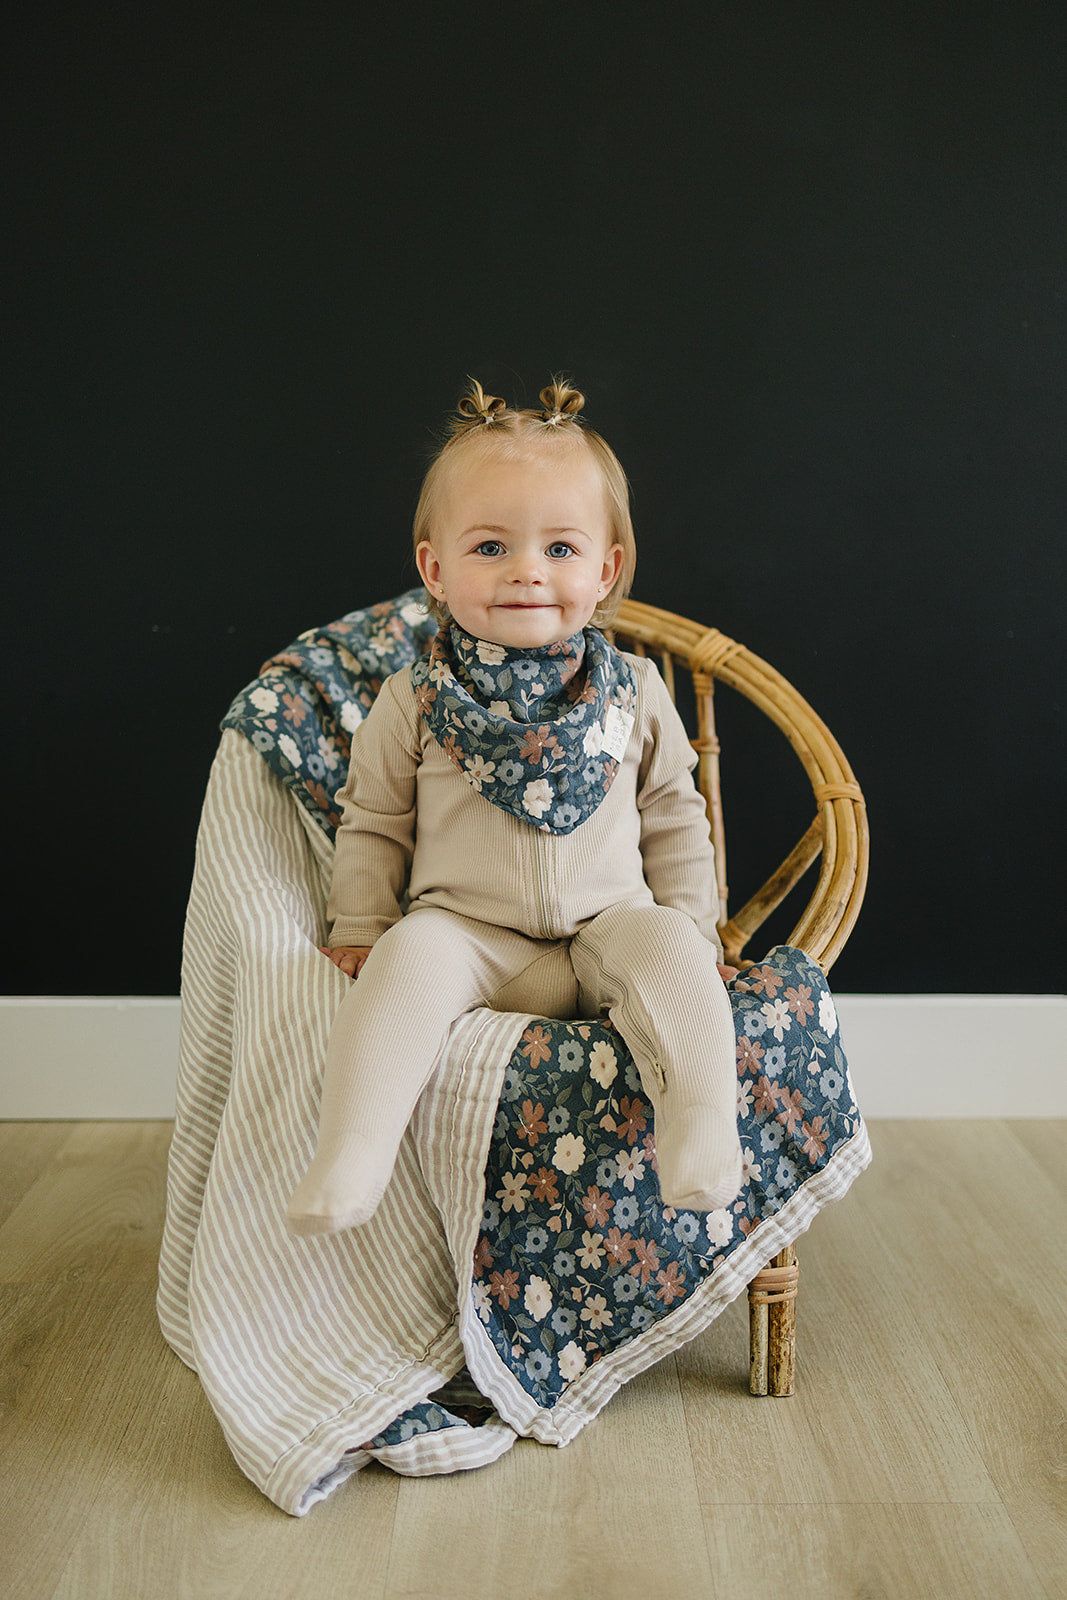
[0,1120,1063,1600]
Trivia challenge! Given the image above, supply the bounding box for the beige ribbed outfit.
[287,654,743,1233]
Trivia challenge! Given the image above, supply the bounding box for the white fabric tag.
[601,705,634,762]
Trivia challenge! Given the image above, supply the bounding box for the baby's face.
[417,445,623,649]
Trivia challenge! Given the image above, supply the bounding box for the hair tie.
[538,382,585,426]
[457,382,506,426]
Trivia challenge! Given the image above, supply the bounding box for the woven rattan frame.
[610,599,869,1396]
[611,599,868,973]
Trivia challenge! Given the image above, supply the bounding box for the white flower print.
[249,686,279,713]
[465,754,496,790]
[552,1133,586,1174]
[588,1040,618,1088]
[582,723,604,757]
[400,599,430,625]
[339,700,364,734]
[472,1281,491,1321]
[761,998,792,1041]
[740,1146,762,1183]
[615,1148,646,1191]
[523,779,554,819]
[317,735,341,770]
[523,1276,553,1321]
[489,701,511,718]
[705,1208,734,1248]
[818,992,838,1036]
[557,1340,587,1381]
[476,639,507,665]
[278,734,302,769]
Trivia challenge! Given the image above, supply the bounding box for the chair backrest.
[610,600,868,974]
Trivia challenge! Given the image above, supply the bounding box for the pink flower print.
[785,983,815,1023]
[516,1100,547,1145]
[280,691,310,726]
[800,1116,829,1163]
[629,1238,660,1286]
[775,1087,806,1135]
[582,1186,613,1228]
[604,1226,636,1267]
[414,679,437,717]
[520,1026,553,1069]
[615,1096,647,1146]
[497,1171,529,1213]
[473,1236,494,1277]
[761,998,792,1041]
[736,1036,765,1076]
[441,731,463,769]
[655,1262,686,1305]
[754,1076,782,1117]
[746,964,784,996]
[531,1166,559,1204]
[580,1293,614,1330]
[518,725,551,763]
[303,781,334,817]
[489,1269,520,1307]
[641,1131,658,1172]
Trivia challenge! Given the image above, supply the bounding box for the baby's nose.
[509,551,545,582]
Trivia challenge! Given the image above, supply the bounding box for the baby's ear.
[600,543,624,593]
[415,540,442,597]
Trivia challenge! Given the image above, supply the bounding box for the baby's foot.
[286,1134,392,1236]
[653,1105,743,1212]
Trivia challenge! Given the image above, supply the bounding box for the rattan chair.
[610,599,869,1396]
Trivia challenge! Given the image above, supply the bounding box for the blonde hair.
[413,377,636,629]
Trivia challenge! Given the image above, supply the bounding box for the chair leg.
[747,1245,798,1396]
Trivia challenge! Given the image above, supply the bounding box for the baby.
[287,379,743,1235]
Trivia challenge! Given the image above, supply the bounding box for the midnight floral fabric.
[473,943,859,1410]
[411,623,637,835]
[221,590,438,837]
[223,593,867,1445]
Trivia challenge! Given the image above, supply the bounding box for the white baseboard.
[0,994,1064,1120]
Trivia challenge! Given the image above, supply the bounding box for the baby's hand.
[320,945,372,979]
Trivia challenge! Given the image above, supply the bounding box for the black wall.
[6,3,1064,996]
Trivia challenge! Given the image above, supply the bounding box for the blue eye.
[476,540,504,557]
[547,542,573,559]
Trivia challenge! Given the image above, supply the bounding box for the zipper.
[532,833,552,939]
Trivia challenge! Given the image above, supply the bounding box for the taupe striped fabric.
[158,730,872,1515]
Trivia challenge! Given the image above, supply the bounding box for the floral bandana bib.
[410,624,637,834]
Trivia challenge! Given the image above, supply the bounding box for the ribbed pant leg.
[571,901,743,1210]
[287,909,550,1234]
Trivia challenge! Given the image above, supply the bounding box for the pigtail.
[451,378,507,435]
[538,379,586,427]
